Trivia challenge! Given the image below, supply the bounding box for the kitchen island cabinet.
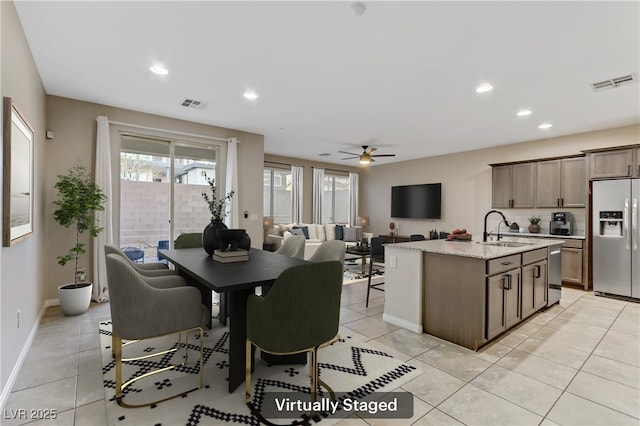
[383,238,562,351]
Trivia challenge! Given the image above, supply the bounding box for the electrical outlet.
[389,255,397,268]
[17,310,21,328]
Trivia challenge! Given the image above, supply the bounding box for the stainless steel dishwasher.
[547,243,563,306]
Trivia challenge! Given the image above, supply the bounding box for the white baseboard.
[0,299,56,411]
[382,313,423,334]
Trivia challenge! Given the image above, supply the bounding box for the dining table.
[159,247,307,393]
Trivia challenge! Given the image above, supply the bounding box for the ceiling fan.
[339,145,396,165]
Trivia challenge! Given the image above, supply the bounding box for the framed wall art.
[3,97,34,246]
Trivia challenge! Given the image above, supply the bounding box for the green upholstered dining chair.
[308,240,346,265]
[105,254,208,407]
[175,232,203,249]
[104,244,178,277]
[275,234,305,259]
[245,261,343,418]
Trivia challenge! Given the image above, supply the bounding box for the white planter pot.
[58,282,92,316]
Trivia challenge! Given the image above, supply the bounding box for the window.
[119,133,220,257]
[322,173,350,223]
[264,167,292,224]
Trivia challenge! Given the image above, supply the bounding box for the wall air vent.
[591,74,636,92]
[181,98,208,110]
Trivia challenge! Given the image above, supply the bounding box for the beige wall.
[361,125,640,239]
[263,154,360,224]
[45,96,265,302]
[1,0,47,392]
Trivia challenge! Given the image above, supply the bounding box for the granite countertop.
[387,237,564,260]
[502,231,585,240]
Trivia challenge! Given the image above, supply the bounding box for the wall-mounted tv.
[391,183,441,219]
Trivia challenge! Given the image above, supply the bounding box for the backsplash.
[497,208,586,236]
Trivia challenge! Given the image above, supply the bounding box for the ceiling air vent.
[591,74,636,92]
[181,98,208,110]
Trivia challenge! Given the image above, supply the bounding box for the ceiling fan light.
[359,156,370,164]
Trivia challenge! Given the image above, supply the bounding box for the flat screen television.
[391,183,441,219]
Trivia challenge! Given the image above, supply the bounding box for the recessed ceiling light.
[243,91,258,100]
[517,109,532,117]
[475,83,493,93]
[538,123,553,129]
[150,64,168,75]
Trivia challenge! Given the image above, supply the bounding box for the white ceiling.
[14,1,640,166]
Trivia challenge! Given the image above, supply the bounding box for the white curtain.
[312,168,324,223]
[291,165,303,224]
[349,172,359,226]
[93,116,113,302]
[225,137,239,228]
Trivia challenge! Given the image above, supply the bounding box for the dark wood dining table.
[159,247,307,393]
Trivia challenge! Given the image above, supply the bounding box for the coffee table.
[346,245,371,274]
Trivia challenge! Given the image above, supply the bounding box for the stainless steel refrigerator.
[592,179,639,299]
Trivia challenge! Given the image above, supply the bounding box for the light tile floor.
[4,284,639,425]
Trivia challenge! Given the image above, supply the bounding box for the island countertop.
[386,237,563,260]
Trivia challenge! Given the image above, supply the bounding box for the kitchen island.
[383,238,562,350]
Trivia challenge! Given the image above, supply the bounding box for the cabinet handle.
[557,198,560,207]
[637,164,639,176]
[501,261,513,266]
[535,264,541,279]
[628,165,632,176]
[508,274,513,290]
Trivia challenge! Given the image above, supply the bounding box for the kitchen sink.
[478,241,533,248]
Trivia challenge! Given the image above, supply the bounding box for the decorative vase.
[528,224,541,233]
[239,233,251,251]
[203,219,228,255]
[58,282,92,316]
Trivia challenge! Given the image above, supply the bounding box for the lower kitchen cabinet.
[561,240,584,285]
[486,268,521,340]
[522,260,548,319]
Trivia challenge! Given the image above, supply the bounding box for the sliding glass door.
[119,133,219,261]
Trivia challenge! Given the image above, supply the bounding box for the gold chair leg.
[245,339,253,403]
[115,327,204,408]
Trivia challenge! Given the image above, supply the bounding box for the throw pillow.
[325,224,336,240]
[355,226,363,242]
[292,226,309,239]
[343,227,357,242]
[283,231,293,239]
[315,224,326,241]
[301,223,317,239]
[290,228,306,238]
[335,224,344,241]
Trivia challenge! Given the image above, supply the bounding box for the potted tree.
[53,165,107,315]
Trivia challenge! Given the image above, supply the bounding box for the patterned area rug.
[100,321,420,425]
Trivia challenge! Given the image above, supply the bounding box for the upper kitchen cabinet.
[587,146,640,179]
[491,163,535,208]
[535,157,586,208]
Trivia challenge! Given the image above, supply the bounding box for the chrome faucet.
[483,210,510,242]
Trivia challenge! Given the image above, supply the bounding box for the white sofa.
[266,223,370,260]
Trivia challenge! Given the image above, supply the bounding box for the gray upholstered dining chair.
[105,254,208,407]
[245,261,343,419]
[104,244,178,277]
[275,234,305,259]
[308,240,346,265]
